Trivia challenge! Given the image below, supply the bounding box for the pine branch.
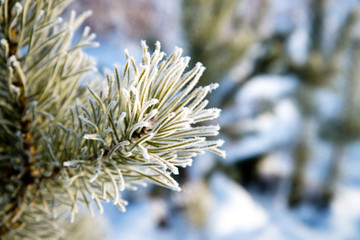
[0,1,224,239]
[0,0,97,238]
[57,41,225,217]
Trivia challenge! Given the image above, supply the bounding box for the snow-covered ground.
[102,171,360,240]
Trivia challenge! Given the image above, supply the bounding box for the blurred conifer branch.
[0,0,224,239]
[287,0,360,208]
[182,0,270,88]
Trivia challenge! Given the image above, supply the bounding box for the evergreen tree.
[0,1,224,239]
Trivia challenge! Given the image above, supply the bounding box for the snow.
[104,173,270,240]
[105,198,172,240]
[332,187,360,239]
[287,28,309,64]
[221,76,300,163]
[103,172,360,240]
[206,173,269,238]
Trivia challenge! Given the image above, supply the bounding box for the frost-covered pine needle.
[62,40,225,212]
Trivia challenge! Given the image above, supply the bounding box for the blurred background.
[68,0,360,239]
